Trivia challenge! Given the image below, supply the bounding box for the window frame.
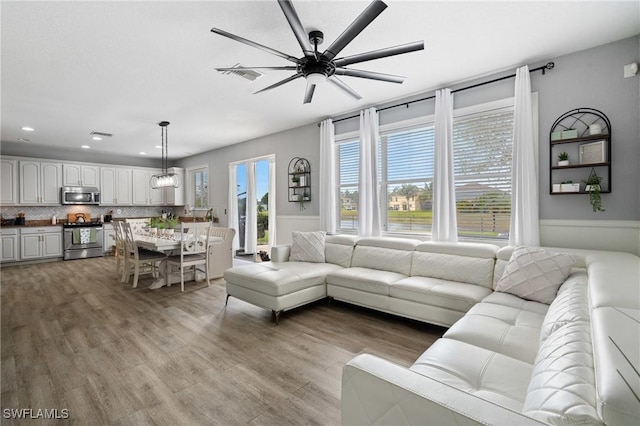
[186,165,209,209]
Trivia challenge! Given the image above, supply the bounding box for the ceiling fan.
[211,0,424,104]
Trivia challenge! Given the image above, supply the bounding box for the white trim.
[540,219,640,229]
[277,215,321,221]
[229,154,275,166]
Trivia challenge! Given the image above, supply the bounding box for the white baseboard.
[539,220,640,255]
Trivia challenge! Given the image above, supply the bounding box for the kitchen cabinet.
[0,159,18,205]
[0,228,19,262]
[63,164,100,187]
[103,223,116,253]
[164,167,185,206]
[132,168,164,205]
[20,227,63,260]
[19,161,62,205]
[100,167,132,205]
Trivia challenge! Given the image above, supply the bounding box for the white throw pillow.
[495,247,574,304]
[289,231,326,263]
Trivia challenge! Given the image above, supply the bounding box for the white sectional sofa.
[223,235,640,425]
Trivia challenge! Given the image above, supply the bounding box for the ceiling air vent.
[90,131,113,137]
[222,63,264,82]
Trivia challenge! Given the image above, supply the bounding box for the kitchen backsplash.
[0,205,183,222]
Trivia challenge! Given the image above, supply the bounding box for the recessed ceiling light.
[81,145,90,149]
[21,126,35,132]
[139,152,147,155]
[154,145,162,149]
[92,136,103,141]
[17,138,30,142]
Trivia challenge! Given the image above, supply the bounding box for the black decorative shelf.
[549,108,611,195]
[288,157,310,208]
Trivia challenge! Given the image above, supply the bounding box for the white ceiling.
[2,1,639,161]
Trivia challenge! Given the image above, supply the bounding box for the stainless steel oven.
[63,222,103,260]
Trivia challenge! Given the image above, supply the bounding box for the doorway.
[229,155,275,261]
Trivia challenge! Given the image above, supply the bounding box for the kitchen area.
[0,157,186,265]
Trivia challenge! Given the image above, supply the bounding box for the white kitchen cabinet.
[100,167,132,205]
[19,161,62,205]
[20,227,62,260]
[63,164,100,187]
[164,167,185,206]
[103,223,115,253]
[132,168,164,205]
[0,159,18,205]
[0,228,19,262]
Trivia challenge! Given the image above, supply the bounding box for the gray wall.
[179,36,639,225]
[178,124,320,226]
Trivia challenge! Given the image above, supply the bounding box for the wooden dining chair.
[125,218,150,235]
[121,222,167,288]
[165,222,213,292]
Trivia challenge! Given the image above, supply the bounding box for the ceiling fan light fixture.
[150,121,182,189]
[306,72,326,86]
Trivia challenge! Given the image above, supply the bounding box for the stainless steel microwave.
[61,186,100,205]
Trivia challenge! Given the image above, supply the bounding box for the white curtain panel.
[358,107,382,237]
[509,65,540,246]
[228,164,240,252]
[245,161,257,255]
[319,119,337,234]
[432,88,458,242]
[268,159,277,248]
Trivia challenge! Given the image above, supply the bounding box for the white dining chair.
[121,222,167,288]
[125,218,150,235]
[113,221,126,278]
[165,222,213,292]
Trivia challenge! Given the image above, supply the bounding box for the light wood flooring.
[1,256,444,425]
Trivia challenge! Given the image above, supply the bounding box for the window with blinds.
[380,125,435,234]
[453,107,513,239]
[337,139,359,231]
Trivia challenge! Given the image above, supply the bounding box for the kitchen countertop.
[1,220,64,228]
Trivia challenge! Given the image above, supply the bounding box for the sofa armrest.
[342,354,544,426]
[271,245,291,262]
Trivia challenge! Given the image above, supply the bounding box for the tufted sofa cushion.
[539,271,589,341]
[411,241,497,288]
[523,320,602,425]
[350,237,419,276]
[324,235,357,268]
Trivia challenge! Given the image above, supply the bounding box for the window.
[334,96,520,241]
[380,124,434,234]
[337,138,359,231]
[188,166,209,208]
[453,106,513,239]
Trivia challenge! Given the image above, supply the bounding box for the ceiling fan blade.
[322,0,387,61]
[215,66,298,71]
[334,41,424,67]
[211,27,299,63]
[254,73,304,94]
[277,0,314,57]
[334,68,405,83]
[303,83,316,104]
[327,76,362,101]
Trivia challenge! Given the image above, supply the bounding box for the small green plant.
[165,217,179,229]
[291,175,300,185]
[558,152,569,161]
[583,171,605,212]
[149,217,165,229]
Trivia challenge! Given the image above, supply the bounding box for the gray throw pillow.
[289,231,326,263]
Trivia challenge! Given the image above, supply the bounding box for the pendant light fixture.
[150,121,181,189]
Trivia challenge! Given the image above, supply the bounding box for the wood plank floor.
[1,256,444,425]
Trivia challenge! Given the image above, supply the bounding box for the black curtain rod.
[326,62,555,125]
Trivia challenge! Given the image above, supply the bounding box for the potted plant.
[291,175,300,187]
[557,151,569,167]
[583,171,605,212]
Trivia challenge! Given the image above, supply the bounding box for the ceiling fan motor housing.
[298,56,335,78]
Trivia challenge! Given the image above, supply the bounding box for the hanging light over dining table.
[150,121,182,188]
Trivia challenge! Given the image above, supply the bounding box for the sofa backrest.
[325,235,358,268]
[411,241,498,288]
[351,237,419,276]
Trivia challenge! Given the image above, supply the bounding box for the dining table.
[134,231,223,289]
